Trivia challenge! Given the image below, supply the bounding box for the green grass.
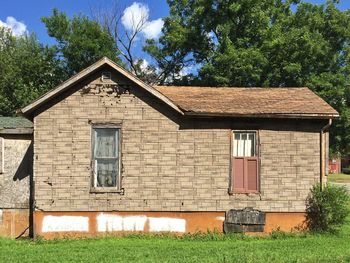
[1,216,350,263]
[2,202,350,263]
[328,173,350,183]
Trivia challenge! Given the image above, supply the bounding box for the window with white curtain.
[233,132,256,157]
[92,126,120,189]
[231,131,259,193]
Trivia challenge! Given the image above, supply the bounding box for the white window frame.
[90,123,122,193]
[232,131,257,157]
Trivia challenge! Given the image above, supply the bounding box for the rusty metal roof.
[155,86,339,119]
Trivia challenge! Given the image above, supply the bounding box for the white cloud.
[143,18,164,39]
[136,58,158,75]
[121,2,163,39]
[0,16,27,37]
[122,2,149,31]
[138,59,149,71]
[178,66,191,77]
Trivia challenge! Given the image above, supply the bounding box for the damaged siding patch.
[97,214,147,232]
[148,217,186,233]
[42,216,89,232]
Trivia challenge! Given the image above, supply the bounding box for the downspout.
[320,119,332,189]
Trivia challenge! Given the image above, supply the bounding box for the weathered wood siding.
[0,134,32,237]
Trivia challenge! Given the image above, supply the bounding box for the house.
[17,57,338,238]
[329,158,341,174]
[0,117,33,238]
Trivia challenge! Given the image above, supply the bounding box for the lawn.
[1,212,350,263]
[328,173,350,183]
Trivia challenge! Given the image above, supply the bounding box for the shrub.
[305,183,349,233]
[342,167,350,174]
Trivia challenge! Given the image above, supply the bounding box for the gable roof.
[0,117,33,134]
[20,57,183,116]
[20,57,338,120]
[155,86,339,119]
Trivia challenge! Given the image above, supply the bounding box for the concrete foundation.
[33,211,305,239]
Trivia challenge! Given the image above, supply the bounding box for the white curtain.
[94,129,118,158]
[94,128,119,187]
[233,132,255,157]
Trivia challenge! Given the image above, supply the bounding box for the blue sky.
[0,0,169,44]
[0,0,349,65]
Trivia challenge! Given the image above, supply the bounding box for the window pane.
[233,132,256,157]
[233,134,238,156]
[244,133,254,157]
[238,139,244,156]
[92,127,120,188]
[96,159,118,187]
[94,128,118,158]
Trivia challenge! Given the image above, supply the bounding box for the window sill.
[90,187,124,194]
[228,190,260,195]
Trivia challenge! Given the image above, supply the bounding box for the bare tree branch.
[90,1,152,78]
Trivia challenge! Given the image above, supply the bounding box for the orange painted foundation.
[33,211,306,239]
[0,209,30,238]
[265,212,306,232]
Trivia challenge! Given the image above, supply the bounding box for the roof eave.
[184,111,340,120]
[0,128,33,135]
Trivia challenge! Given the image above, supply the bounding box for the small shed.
[0,117,33,238]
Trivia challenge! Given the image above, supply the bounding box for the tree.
[0,28,64,116]
[91,2,161,84]
[145,0,350,155]
[42,9,122,75]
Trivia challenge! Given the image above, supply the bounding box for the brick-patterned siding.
[33,66,325,213]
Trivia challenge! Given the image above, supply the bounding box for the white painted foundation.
[40,214,188,233]
[148,217,186,233]
[216,216,225,221]
[97,214,147,232]
[42,216,89,232]
[96,214,186,233]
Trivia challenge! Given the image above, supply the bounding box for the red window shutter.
[232,157,259,193]
[246,158,258,192]
[233,157,245,192]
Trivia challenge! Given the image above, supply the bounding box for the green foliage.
[146,0,350,155]
[2,217,350,263]
[0,9,123,116]
[342,167,350,174]
[0,27,65,116]
[42,9,121,75]
[270,228,297,239]
[306,183,350,232]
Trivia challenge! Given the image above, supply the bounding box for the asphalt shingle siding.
[32,68,326,213]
